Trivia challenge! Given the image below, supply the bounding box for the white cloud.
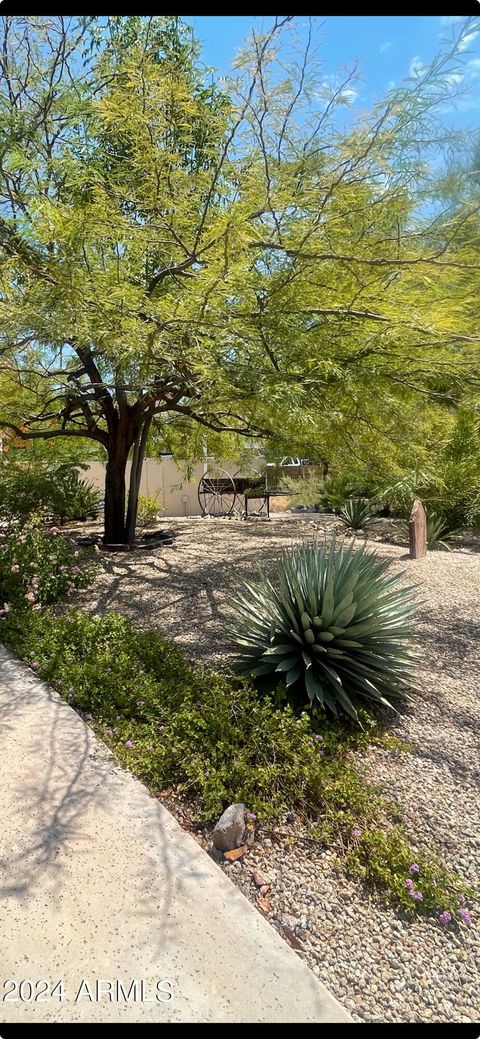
[440,16,465,27]
[408,55,427,78]
[468,57,480,71]
[458,29,480,52]
[445,71,465,86]
[379,41,392,55]
[339,88,358,103]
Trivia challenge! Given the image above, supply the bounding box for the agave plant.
[426,512,459,551]
[230,541,417,722]
[338,497,378,531]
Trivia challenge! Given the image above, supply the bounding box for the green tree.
[0,15,478,542]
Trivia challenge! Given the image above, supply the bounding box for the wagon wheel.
[235,466,269,518]
[198,467,237,517]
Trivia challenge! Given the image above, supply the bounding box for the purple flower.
[30,662,39,670]
[458,907,472,925]
[124,739,133,749]
[105,728,116,735]
[314,735,323,741]
[458,895,466,906]
[137,700,144,705]
[406,878,414,889]
[352,828,362,839]
[410,863,420,874]
[247,812,257,821]
[439,911,452,925]
[410,891,423,901]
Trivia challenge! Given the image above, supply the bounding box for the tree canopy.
[0,14,479,541]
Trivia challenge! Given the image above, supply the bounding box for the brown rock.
[223,845,247,862]
[259,884,270,896]
[256,897,271,914]
[252,869,268,888]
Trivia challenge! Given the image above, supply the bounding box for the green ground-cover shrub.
[0,525,94,611]
[1,607,472,924]
[0,459,101,524]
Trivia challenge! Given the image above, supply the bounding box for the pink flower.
[31,662,39,670]
[11,564,20,573]
[25,591,36,603]
[352,828,362,838]
[125,739,133,749]
[458,907,472,925]
[410,864,420,874]
[439,911,452,925]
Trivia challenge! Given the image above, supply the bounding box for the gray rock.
[212,802,246,852]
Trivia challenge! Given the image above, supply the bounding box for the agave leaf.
[301,610,312,630]
[286,661,303,687]
[333,602,357,628]
[305,667,326,703]
[275,654,301,672]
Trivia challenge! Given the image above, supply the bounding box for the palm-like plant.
[230,541,417,722]
[338,497,378,531]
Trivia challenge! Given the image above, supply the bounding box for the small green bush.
[136,494,162,528]
[279,472,325,510]
[0,525,94,610]
[0,459,101,524]
[230,540,417,722]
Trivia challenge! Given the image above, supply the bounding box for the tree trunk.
[125,410,154,545]
[104,451,128,544]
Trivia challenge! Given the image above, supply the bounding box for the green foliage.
[0,459,101,524]
[346,828,472,920]
[338,497,378,531]
[136,494,162,528]
[322,474,377,510]
[0,526,94,611]
[426,512,459,551]
[1,606,471,919]
[279,472,325,510]
[230,540,417,722]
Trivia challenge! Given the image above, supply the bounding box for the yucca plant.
[338,497,378,531]
[230,541,417,723]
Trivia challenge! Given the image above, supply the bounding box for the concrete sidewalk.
[0,645,351,1023]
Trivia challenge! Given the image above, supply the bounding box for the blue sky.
[186,15,480,130]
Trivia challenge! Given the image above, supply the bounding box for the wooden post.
[409,499,427,559]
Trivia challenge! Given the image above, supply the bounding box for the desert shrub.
[337,497,378,531]
[230,540,417,722]
[136,494,161,528]
[0,525,93,610]
[0,459,101,524]
[279,472,325,510]
[321,474,377,510]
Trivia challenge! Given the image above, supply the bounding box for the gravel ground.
[75,515,480,1023]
